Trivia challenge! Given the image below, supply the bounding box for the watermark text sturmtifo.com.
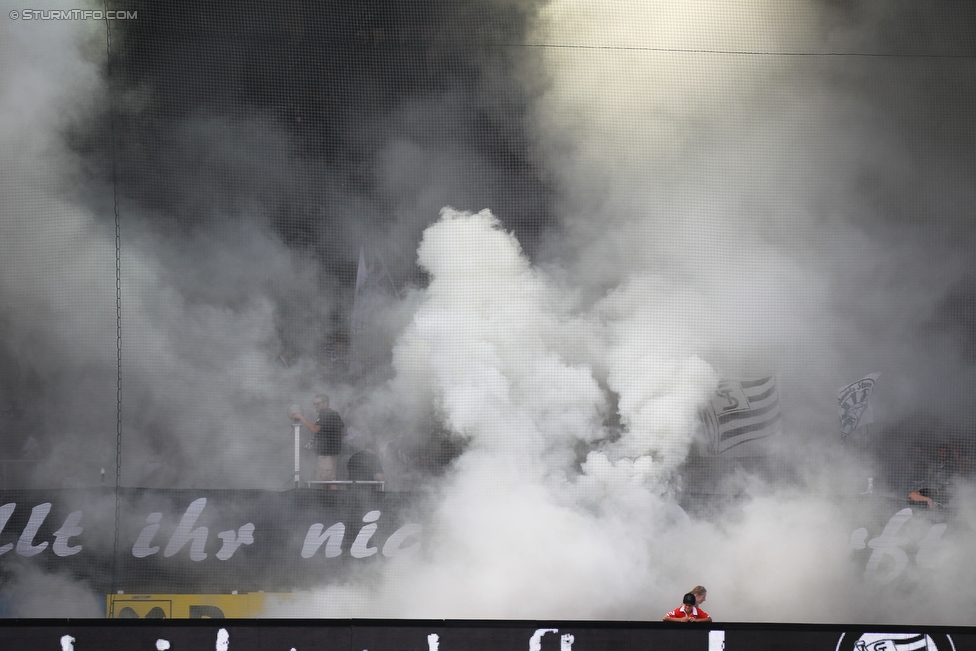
[8,9,137,20]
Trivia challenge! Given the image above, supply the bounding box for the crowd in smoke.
[2,0,976,624]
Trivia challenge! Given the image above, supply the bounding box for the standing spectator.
[689,585,707,608]
[292,394,347,488]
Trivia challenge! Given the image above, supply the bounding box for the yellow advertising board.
[106,593,290,618]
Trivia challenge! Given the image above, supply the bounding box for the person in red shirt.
[663,593,712,623]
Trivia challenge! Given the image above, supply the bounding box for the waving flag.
[699,376,782,456]
[838,372,880,442]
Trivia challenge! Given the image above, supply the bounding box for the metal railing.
[305,480,385,490]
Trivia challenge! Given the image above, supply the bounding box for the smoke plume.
[2,0,976,624]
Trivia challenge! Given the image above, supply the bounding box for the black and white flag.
[699,376,782,456]
[838,372,879,442]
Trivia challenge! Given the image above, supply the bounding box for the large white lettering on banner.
[0,502,84,558]
[849,508,950,584]
[0,489,424,593]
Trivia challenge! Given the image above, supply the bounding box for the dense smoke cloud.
[2,0,976,624]
[277,0,976,623]
[1,0,551,490]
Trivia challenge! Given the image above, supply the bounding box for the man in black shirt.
[292,394,347,487]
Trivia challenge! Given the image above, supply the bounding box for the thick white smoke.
[4,0,976,625]
[0,2,343,492]
[0,0,350,615]
[530,0,976,426]
[281,1,976,624]
[276,207,861,621]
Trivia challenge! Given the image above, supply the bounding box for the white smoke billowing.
[0,0,349,614]
[0,2,344,492]
[0,563,104,617]
[275,208,863,621]
[4,0,976,625]
[279,1,976,624]
[530,0,976,427]
[0,4,116,467]
[384,209,660,616]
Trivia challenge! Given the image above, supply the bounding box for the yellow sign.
[106,593,290,618]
